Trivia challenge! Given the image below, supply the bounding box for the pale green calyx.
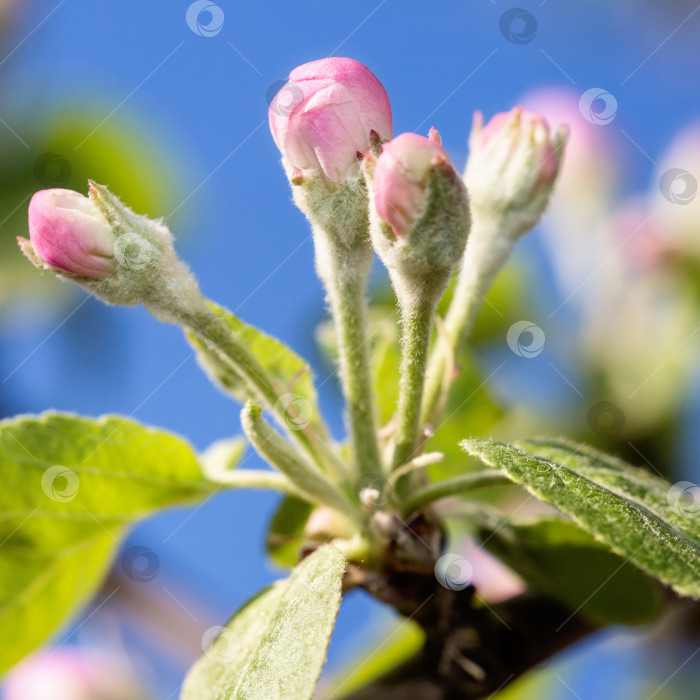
[86,181,203,323]
[287,160,371,249]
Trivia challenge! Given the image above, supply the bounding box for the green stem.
[400,470,512,516]
[391,290,437,471]
[421,215,510,428]
[315,232,383,478]
[241,401,362,525]
[207,469,307,498]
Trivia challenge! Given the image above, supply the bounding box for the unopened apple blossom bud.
[270,58,393,250]
[465,106,566,237]
[18,182,203,325]
[269,57,392,185]
[25,188,115,278]
[366,133,470,470]
[365,132,470,300]
[421,109,567,426]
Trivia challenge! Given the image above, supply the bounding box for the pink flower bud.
[269,57,392,183]
[465,106,566,238]
[477,107,558,189]
[519,87,619,200]
[373,132,449,237]
[27,188,115,278]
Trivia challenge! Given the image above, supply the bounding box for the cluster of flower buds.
[18,55,567,477]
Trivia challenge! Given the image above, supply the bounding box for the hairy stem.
[314,232,383,478]
[241,401,362,524]
[421,215,511,428]
[206,469,307,498]
[400,470,513,517]
[391,290,438,472]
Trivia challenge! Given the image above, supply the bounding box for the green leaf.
[0,412,214,673]
[462,437,700,599]
[182,545,346,700]
[267,496,315,569]
[475,514,661,625]
[187,301,326,435]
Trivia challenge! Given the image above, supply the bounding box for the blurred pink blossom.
[4,648,147,700]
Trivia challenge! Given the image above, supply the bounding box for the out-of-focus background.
[1,1,700,698]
